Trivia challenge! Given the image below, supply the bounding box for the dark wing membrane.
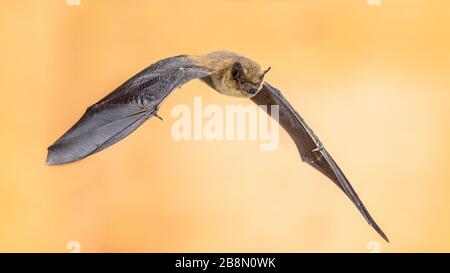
[251,82,388,242]
[47,55,210,165]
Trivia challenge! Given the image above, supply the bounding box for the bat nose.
[248,87,258,94]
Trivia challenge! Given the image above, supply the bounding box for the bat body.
[47,51,388,242]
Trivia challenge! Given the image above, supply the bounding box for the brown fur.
[189,51,267,98]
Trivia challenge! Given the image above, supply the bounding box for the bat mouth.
[243,82,261,95]
[247,87,259,95]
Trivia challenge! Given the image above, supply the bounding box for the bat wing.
[251,82,388,242]
[47,55,210,165]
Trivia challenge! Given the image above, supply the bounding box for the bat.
[46,51,388,242]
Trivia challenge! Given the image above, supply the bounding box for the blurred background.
[0,0,449,252]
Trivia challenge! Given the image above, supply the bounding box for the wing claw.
[312,141,324,153]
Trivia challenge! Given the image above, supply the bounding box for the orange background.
[0,0,449,252]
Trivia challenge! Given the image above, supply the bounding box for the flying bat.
[46,51,388,242]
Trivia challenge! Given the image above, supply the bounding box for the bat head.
[200,51,270,98]
[231,61,271,97]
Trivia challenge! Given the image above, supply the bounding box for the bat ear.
[231,62,244,79]
[260,66,271,80]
